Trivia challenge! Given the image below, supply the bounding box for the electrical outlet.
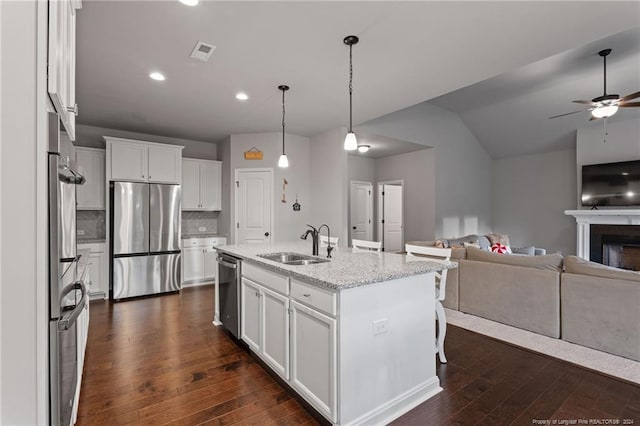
[372,319,388,335]
[77,230,85,236]
[199,227,207,232]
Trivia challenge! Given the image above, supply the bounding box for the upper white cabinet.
[105,137,183,184]
[75,147,105,210]
[182,159,222,211]
[48,0,81,140]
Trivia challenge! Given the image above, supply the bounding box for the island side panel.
[338,273,441,425]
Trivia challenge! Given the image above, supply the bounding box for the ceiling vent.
[190,41,216,62]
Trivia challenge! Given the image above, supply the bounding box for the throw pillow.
[447,234,479,248]
[490,243,511,254]
[486,233,511,247]
[512,246,535,256]
[477,236,491,251]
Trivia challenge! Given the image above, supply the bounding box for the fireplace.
[590,224,640,271]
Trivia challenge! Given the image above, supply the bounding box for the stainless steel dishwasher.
[217,252,241,338]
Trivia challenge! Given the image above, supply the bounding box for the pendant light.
[278,85,290,168]
[343,35,359,151]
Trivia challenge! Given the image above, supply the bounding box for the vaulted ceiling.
[76,1,639,143]
[431,27,640,159]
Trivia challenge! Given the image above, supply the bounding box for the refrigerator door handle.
[58,281,87,331]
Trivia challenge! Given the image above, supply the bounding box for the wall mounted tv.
[582,160,640,207]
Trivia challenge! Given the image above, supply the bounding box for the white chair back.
[352,239,382,252]
[405,244,451,302]
[320,235,339,248]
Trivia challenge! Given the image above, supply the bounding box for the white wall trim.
[233,168,275,245]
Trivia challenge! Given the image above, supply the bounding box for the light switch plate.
[373,319,388,335]
[199,227,207,232]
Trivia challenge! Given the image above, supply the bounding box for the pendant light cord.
[349,43,353,132]
[603,54,607,95]
[282,88,286,154]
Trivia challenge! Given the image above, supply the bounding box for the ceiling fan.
[549,48,640,121]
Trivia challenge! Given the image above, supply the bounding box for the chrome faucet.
[300,225,320,256]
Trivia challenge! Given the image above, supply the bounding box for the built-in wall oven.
[217,253,241,338]
[48,113,87,426]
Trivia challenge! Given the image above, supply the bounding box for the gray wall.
[358,101,493,238]
[74,123,218,160]
[228,132,311,243]
[492,149,577,256]
[576,118,640,208]
[310,128,349,246]
[375,149,436,243]
[347,155,376,184]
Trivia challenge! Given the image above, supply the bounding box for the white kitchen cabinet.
[48,0,81,140]
[241,278,262,352]
[261,286,289,379]
[78,243,107,299]
[105,137,183,184]
[75,147,105,210]
[182,237,226,286]
[290,300,337,422]
[182,159,222,211]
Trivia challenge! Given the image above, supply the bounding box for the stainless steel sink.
[258,252,330,265]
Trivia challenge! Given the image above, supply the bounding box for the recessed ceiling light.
[179,0,199,6]
[357,145,370,153]
[149,72,165,81]
[236,92,249,101]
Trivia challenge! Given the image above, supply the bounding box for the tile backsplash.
[77,210,106,240]
[182,211,219,236]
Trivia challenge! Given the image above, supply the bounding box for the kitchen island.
[215,242,456,426]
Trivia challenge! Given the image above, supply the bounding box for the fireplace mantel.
[565,210,640,259]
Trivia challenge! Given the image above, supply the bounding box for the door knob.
[264,232,270,237]
[352,226,356,230]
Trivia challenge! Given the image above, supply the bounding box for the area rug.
[445,308,640,385]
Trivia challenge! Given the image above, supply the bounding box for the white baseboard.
[182,280,214,288]
[342,377,442,426]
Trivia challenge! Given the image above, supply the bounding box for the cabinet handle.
[303,294,311,297]
[141,174,145,178]
[255,291,259,297]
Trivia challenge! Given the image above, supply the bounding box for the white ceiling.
[348,132,427,159]
[431,27,640,159]
[76,1,640,143]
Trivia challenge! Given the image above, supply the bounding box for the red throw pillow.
[491,243,509,254]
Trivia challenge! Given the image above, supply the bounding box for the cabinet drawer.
[243,262,289,296]
[183,237,226,248]
[291,279,337,316]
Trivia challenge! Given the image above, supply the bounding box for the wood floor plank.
[77,285,640,426]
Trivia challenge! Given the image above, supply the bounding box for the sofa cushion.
[466,246,563,272]
[513,246,535,256]
[564,255,640,283]
[451,247,467,260]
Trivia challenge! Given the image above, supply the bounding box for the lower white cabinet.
[182,237,226,286]
[78,243,107,299]
[290,300,337,422]
[241,277,290,380]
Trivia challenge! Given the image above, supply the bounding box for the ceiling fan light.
[344,132,358,151]
[357,145,370,153]
[278,154,289,168]
[592,105,618,118]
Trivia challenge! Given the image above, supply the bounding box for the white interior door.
[350,182,373,244]
[383,184,403,252]
[236,169,273,244]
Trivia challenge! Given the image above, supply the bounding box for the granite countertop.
[182,233,228,239]
[216,242,457,291]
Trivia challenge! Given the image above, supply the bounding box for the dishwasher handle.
[217,257,238,270]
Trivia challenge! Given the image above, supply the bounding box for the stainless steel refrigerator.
[109,182,182,299]
[47,113,88,426]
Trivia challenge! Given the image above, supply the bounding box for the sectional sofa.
[409,238,640,362]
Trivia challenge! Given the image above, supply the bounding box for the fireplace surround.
[565,210,640,268]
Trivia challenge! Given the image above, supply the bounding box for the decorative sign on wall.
[244,147,263,160]
[293,195,301,212]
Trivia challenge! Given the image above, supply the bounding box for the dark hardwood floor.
[77,285,640,426]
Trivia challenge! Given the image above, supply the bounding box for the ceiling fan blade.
[573,100,596,105]
[589,114,599,121]
[619,91,640,102]
[619,102,640,108]
[548,110,585,119]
